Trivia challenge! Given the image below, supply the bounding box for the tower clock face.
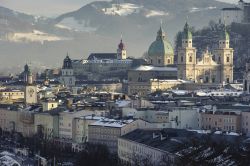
[28,88,35,96]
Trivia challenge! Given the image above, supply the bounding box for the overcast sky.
[0,0,108,16]
[0,0,242,17]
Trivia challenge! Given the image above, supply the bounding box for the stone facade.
[178,23,234,84]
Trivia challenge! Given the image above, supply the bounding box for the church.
[177,22,234,84]
[127,22,234,96]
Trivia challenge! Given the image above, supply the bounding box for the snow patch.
[6,30,70,44]
[57,17,97,32]
[189,6,217,13]
[102,3,142,16]
[145,10,169,18]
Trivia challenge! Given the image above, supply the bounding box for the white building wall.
[169,108,199,129]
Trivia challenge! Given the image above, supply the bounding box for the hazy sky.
[0,0,108,16]
[0,0,243,17]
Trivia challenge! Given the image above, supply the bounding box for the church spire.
[157,20,166,40]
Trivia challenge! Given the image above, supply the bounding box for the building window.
[189,56,192,62]
[158,59,161,64]
[167,59,170,64]
[181,56,183,62]
[205,76,209,83]
[226,57,230,63]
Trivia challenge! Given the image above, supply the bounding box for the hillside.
[0,0,233,72]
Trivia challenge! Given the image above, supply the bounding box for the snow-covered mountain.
[0,0,233,70]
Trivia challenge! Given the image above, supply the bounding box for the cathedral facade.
[177,23,234,84]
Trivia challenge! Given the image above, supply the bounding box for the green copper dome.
[148,26,174,57]
[182,22,192,40]
[220,26,230,40]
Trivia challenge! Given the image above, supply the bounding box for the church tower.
[177,22,197,81]
[60,54,76,87]
[117,39,127,60]
[214,26,234,83]
[24,65,37,105]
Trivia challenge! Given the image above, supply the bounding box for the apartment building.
[88,119,150,153]
[72,115,103,143]
[241,111,250,136]
[34,109,60,139]
[118,129,194,165]
[199,108,241,132]
[122,106,199,129]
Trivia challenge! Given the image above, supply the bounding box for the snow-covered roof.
[116,100,131,107]
[0,155,20,166]
[0,152,14,157]
[76,115,104,121]
[90,118,134,128]
[133,65,177,72]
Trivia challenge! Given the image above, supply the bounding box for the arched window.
[167,59,170,64]
[189,56,192,62]
[226,57,230,63]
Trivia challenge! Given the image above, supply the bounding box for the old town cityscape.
[2,0,250,165]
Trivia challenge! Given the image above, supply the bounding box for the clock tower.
[24,65,37,105]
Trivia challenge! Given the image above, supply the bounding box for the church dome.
[148,26,174,57]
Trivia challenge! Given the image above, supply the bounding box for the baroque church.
[127,22,234,96]
[177,22,234,84]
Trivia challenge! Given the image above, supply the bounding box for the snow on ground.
[189,6,217,13]
[56,17,97,32]
[7,30,70,43]
[102,3,142,16]
[145,10,169,18]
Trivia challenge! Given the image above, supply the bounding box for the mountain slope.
[0,0,233,71]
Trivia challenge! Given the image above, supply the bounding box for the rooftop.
[120,129,196,153]
[90,118,134,128]
[222,7,241,11]
[133,65,177,72]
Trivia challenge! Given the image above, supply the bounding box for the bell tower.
[214,25,234,84]
[24,65,37,105]
[117,38,127,60]
[60,54,76,87]
[177,22,197,81]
